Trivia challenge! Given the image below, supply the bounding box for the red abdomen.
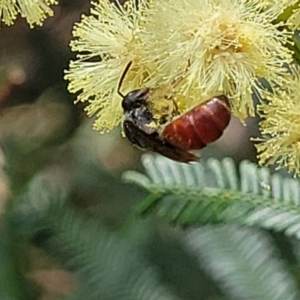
[162,95,231,151]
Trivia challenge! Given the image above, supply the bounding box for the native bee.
[118,62,231,162]
[162,95,231,151]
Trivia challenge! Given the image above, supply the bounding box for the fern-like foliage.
[4,164,300,300]
[185,225,300,300]
[123,155,300,238]
[12,176,180,300]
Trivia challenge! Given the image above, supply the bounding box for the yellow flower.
[65,0,151,133]
[140,0,293,120]
[0,0,57,27]
[66,0,295,134]
[256,66,300,177]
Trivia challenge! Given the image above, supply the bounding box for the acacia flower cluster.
[0,0,57,27]
[256,66,300,176]
[66,0,293,132]
[65,0,151,132]
[142,0,294,120]
[66,0,300,175]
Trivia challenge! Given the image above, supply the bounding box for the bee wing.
[123,120,199,163]
[125,108,158,135]
[155,142,200,163]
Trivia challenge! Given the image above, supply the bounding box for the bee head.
[121,88,150,112]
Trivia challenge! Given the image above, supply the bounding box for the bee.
[118,62,231,162]
[162,94,231,151]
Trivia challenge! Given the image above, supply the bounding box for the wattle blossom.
[0,0,57,27]
[139,0,293,120]
[65,0,150,133]
[66,0,293,134]
[256,66,300,176]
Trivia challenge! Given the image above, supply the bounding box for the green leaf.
[10,160,300,300]
[123,155,300,237]
[185,225,300,300]
[11,176,179,300]
[0,212,38,300]
[292,32,300,64]
[0,223,28,300]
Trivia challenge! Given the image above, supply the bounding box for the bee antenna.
[187,59,191,69]
[117,61,133,98]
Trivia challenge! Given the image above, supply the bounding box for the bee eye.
[121,88,150,112]
[122,92,141,111]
